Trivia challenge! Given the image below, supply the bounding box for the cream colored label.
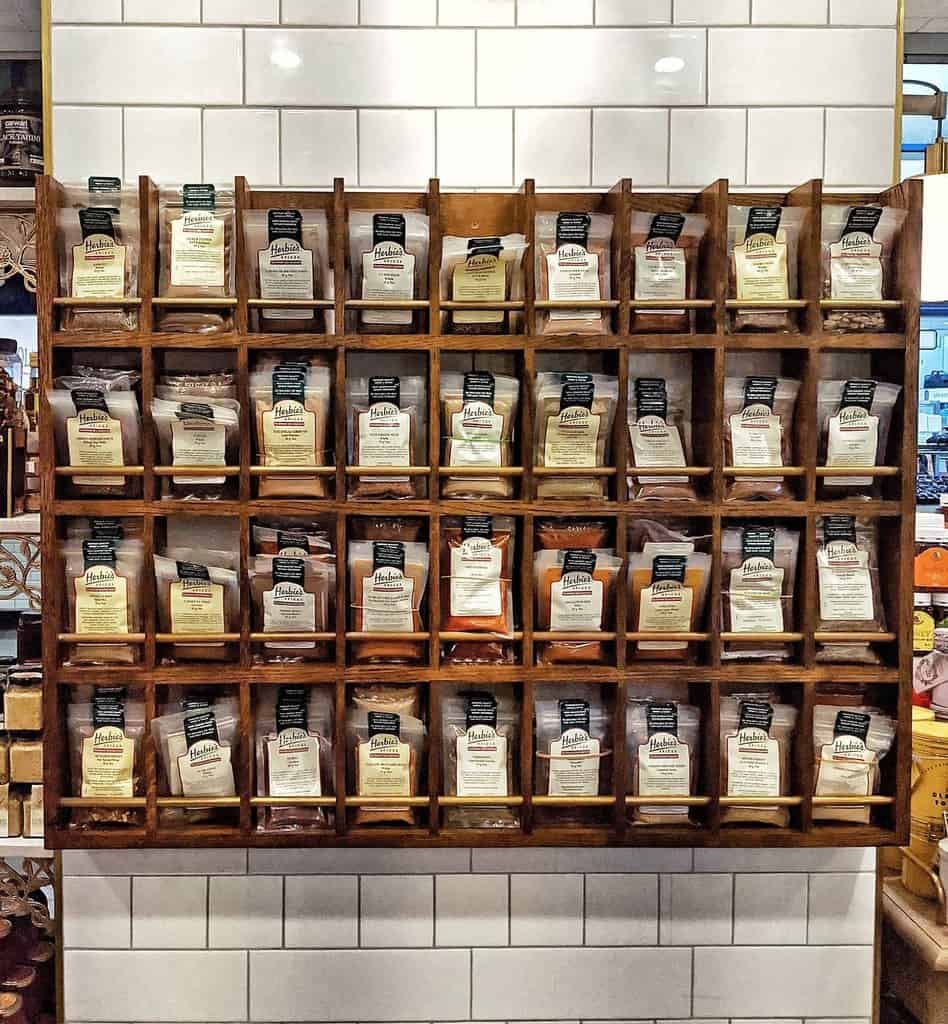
[634,242,685,306]
[726,727,780,797]
[729,407,782,467]
[453,252,505,325]
[450,537,503,618]
[638,580,692,651]
[267,728,321,797]
[830,234,883,300]
[170,578,225,634]
[729,559,784,633]
[171,211,225,289]
[263,583,316,644]
[449,402,503,466]
[263,400,316,466]
[551,572,603,631]
[457,726,507,797]
[630,415,686,484]
[818,541,874,622]
[549,729,600,795]
[638,732,691,815]
[82,726,134,798]
[357,403,410,466]
[544,407,600,467]
[363,567,414,632]
[358,733,410,795]
[547,245,601,320]
[171,417,226,485]
[734,230,789,302]
[361,242,414,325]
[825,408,878,487]
[259,238,315,320]
[67,409,125,486]
[72,235,126,299]
[177,739,234,797]
[816,736,873,796]
[75,565,128,634]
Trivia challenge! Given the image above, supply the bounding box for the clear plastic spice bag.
[251,519,334,559]
[152,700,239,809]
[626,699,701,825]
[440,233,527,335]
[346,708,426,825]
[535,212,613,335]
[630,211,708,333]
[441,516,515,636]
[249,554,334,662]
[157,368,237,402]
[151,397,240,500]
[153,554,240,662]
[724,374,800,501]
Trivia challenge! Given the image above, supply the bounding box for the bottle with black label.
[0,65,43,183]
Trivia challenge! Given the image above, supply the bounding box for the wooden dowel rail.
[819,299,903,309]
[534,299,620,310]
[55,465,144,476]
[531,796,617,807]
[152,466,240,477]
[532,466,617,477]
[625,466,712,476]
[629,299,715,309]
[344,631,432,641]
[814,466,900,477]
[58,797,147,808]
[58,633,147,644]
[718,796,804,807]
[722,466,806,477]
[436,466,524,476]
[624,796,712,806]
[155,633,241,643]
[437,631,524,642]
[532,631,618,642]
[625,631,710,642]
[440,300,525,310]
[249,632,336,642]
[814,631,898,643]
[345,299,430,309]
[720,632,803,642]
[344,466,431,475]
[724,299,809,309]
[247,298,335,308]
[250,797,337,807]
[151,297,237,307]
[344,796,431,806]
[249,465,336,475]
[53,296,143,307]
[156,797,242,807]
[811,795,895,805]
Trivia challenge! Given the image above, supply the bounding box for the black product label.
[183,710,220,749]
[92,692,126,730]
[368,710,400,737]
[176,402,214,421]
[71,388,109,414]
[560,372,594,410]
[646,701,678,738]
[842,206,883,240]
[635,378,668,419]
[555,212,591,249]
[372,213,407,248]
[651,554,687,584]
[461,515,493,540]
[373,541,405,573]
[559,698,590,733]
[276,530,309,554]
[88,176,121,194]
[465,691,498,730]
[647,213,686,242]
[823,515,857,544]
[743,376,778,410]
[180,697,213,711]
[268,209,303,244]
[462,371,495,406]
[368,376,401,406]
[745,207,782,238]
[833,710,871,742]
[272,557,305,586]
[738,700,774,733]
[82,539,116,570]
[175,561,211,581]
[468,236,502,257]
[89,518,124,540]
[562,549,597,576]
[182,184,216,211]
[278,685,309,706]
[276,687,309,731]
[271,367,306,404]
[78,208,116,240]
[741,526,776,562]
[840,379,877,412]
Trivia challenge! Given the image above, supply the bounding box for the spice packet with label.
[812,704,895,824]
[626,699,701,825]
[441,685,519,829]
[255,686,334,832]
[630,211,708,333]
[817,378,901,497]
[249,554,335,662]
[349,210,429,334]
[440,234,527,335]
[243,209,332,333]
[346,708,427,825]
[151,397,240,501]
[58,177,140,332]
[153,554,240,663]
[441,516,515,636]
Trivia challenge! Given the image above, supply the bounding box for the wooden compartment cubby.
[37,174,920,849]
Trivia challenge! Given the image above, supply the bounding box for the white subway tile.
[473,947,692,1019]
[472,847,693,873]
[693,848,876,873]
[807,1019,871,1024]
[824,107,894,187]
[510,873,584,946]
[52,106,122,183]
[52,0,121,22]
[515,108,590,187]
[752,0,826,21]
[693,946,873,1018]
[361,0,437,24]
[675,0,748,23]
[477,28,706,106]
[436,874,508,947]
[660,872,733,946]
[437,108,513,186]
[52,26,243,104]
[249,848,470,873]
[284,875,358,948]
[281,109,357,186]
[739,1020,801,1023]
[361,875,433,948]
[250,949,470,1021]
[747,107,824,185]
[708,28,895,105]
[124,107,203,184]
[245,28,474,106]
[669,107,746,186]
[281,0,358,23]
[359,109,436,186]
[518,0,594,25]
[592,108,668,186]
[831,0,897,24]
[439,0,515,25]
[733,873,808,945]
[124,0,201,20]
[64,950,248,1022]
[132,877,207,950]
[209,875,283,949]
[585,873,658,946]
[203,0,279,23]
[807,873,876,945]
[595,0,671,24]
[204,108,280,185]
[62,876,130,949]
[65,849,248,876]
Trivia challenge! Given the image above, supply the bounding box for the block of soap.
[10,740,42,784]
[4,686,43,732]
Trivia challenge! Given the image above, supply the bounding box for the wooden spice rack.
[36,174,920,849]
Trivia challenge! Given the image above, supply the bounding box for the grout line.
[205,875,210,948]
[127,875,133,948]
[507,873,512,945]
[730,873,737,943]
[690,945,695,1018]
[245,948,250,1023]
[281,875,286,948]
[588,107,594,186]
[356,874,362,947]
[805,872,811,943]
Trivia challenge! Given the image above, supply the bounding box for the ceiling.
[907,0,948,32]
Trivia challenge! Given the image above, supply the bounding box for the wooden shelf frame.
[37,174,920,850]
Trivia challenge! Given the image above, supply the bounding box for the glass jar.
[915,591,935,656]
[934,593,948,654]
[0,80,42,183]
[0,340,22,430]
